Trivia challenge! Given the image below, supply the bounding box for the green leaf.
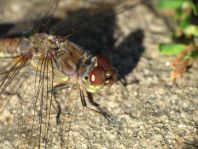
[158,0,185,10]
[184,25,198,37]
[190,50,198,58]
[159,43,187,55]
[179,17,190,29]
[190,1,198,15]
[184,50,198,60]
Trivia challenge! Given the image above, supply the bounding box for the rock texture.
[0,0,197,148]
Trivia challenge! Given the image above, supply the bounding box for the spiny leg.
[52,92,62,125]
[80,89,112,122]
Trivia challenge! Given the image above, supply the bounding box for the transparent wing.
[0,0,64,146]
[0,36,60,148]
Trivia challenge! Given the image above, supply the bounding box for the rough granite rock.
[0,0,197,148]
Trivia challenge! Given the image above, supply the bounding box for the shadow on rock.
[49,6,145,84]
[0,3,145,84]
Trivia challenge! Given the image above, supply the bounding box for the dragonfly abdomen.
[0,38,33,56]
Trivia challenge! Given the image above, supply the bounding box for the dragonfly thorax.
[29,33,117,93]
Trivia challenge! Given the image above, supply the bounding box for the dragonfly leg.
[50,91,62,125]
[86,91,107,116]
[49,82,71,93]
[79,89,87,107]
[55,99,62,125]
[80,91,113,122]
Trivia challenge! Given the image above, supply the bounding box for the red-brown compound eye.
[89,66,106,85]
[97,55,111,69]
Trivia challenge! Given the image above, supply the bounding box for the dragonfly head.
[81,55,117,93]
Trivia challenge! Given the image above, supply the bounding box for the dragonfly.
[0,0,142,148]
[0,32,117,148]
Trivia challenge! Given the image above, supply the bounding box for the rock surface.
[0,0,197,148]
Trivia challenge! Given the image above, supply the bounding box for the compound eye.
[89,66,106,85]
[97,55,111,69]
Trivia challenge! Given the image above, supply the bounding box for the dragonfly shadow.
[0,24,15,37]
[50,7,145,84]
[0,3,145,84]
[67,9,144,84]
[113,29,144,83]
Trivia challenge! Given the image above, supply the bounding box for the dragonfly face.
[52,37,117,93]
[80,55,117,93]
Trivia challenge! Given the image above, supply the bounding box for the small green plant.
[157,0,198,81]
